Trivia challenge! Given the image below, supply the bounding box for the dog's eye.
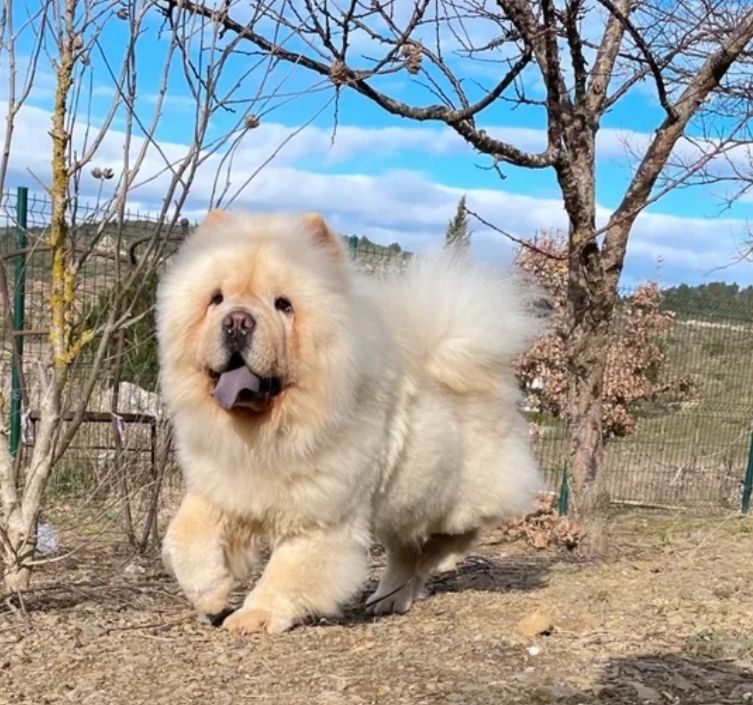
[275,296,293,314]
[210,291,224,306]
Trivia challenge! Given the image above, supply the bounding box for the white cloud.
[1,102,751,287]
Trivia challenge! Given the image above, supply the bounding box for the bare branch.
[595,0,677,121]
[465,207,567,260]
[603,8,753,276]
[586,0,631,114]
[565,0,588,105]
[157,0,554,168]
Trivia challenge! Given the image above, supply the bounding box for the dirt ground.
[2,509,753,705]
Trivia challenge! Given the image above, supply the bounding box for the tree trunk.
[3,564,31,594]
[2,505,34,594]
[553,118,614,552]
[0,407,33,594]
[1,367,61,594]
[564,238,616,555]
[1,0,77,594]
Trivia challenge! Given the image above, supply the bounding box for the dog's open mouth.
[210,353,282,411]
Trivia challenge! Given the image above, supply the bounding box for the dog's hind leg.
[367,540,421,615]
[369,529,479,615]
[420,529,479,576]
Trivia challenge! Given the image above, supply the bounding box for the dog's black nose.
[223,309,255,351]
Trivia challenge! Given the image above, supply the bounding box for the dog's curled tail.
[385,252,547,393]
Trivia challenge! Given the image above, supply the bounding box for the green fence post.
[9,186,28,457]
[742,426,753,514]
[557,468,569,516]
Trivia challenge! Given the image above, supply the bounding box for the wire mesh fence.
[536,304,753,511]
[1,187,753,513]
[0,188,176,510]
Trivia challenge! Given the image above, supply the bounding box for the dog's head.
[156,210,356,436]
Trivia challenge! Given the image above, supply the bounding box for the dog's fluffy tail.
[383,252,546,393]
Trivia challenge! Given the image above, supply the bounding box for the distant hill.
[662,282,753,321]
[0,223,404,262]
[342,234,411,272]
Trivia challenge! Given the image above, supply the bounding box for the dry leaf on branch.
[514,233,693,439]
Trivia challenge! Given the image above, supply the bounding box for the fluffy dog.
[157,210,543,634]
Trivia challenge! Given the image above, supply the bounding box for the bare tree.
[0,0,302,592]
[156,0,753,550]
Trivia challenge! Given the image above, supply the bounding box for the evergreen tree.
[445,196,470,253]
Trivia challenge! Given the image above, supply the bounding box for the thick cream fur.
[157,212,544,633]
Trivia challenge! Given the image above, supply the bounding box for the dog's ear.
[189,209,230,240]
[301,213,346,257]
[202,209,230,228]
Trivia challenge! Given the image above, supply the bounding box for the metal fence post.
[557,469,569,515]
[742,426,753,514]
[9,186,28,457]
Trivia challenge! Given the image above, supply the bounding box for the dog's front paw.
[223,607,293,635]
[191,589,232,616]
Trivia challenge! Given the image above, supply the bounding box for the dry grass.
[2,509,753,704]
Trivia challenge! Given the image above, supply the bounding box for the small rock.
[590,685,614,698]
[527,644,542,656]
[732,683,753,700]
[628,681,662,703]
[330,676,348,693]
[669,673,694,692]
[80,624,106,640]
[214,652,231,667]
[516,669,539,685]
[531,685,558,704]
[530,684,580,703]
[517,611,554,637]
[123,559,146,579]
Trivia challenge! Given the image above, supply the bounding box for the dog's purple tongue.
[212,366,262,409]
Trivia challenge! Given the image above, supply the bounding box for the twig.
[361,579,414,611]
[464,207,567,260]
[101,613,195,635]
[685,514,735,559]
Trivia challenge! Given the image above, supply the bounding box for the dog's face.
[157,211,355,433]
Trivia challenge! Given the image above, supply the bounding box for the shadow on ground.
[586,652,753,704]
[329,552,556,626]
[426,553,556,595]
[410,651,753,705]
[3,547,556,626]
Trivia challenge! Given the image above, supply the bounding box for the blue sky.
[3,3,753,289]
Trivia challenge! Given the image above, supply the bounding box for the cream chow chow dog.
[157,210,543,634]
